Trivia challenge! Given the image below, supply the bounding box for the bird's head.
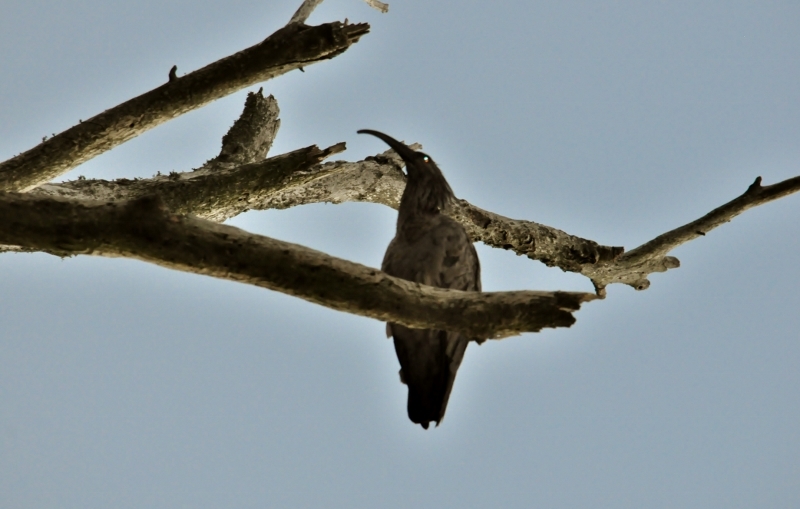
[357,129,438,179]
[358,129,455,214]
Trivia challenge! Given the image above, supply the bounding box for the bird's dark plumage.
[358,129,482,429]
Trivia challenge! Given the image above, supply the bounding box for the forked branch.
[580,175,800,294]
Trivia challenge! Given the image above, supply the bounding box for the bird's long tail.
[390,325,468,429]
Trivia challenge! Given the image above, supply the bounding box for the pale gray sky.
[2,1,799,507]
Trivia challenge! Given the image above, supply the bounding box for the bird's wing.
[382,215,480,291]
[430,217,480,415]
[437,220,481,292]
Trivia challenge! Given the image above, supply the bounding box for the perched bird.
[358,129,483,429]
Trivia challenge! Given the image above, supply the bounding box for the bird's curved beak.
[357,129,417,162]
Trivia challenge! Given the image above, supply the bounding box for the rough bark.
[21,144,800,294]
[2,1,798,308]
[0,192,595,337]
[0,21,368,192]
[247,157,800,292]
[24,143,624,265]
[33,143,345,222]
[217,89,281,164]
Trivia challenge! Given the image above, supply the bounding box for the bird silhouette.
[358,129,483,429]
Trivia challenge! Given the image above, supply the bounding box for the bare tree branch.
[581,175,800,295]
[19,129,800,296]
[254,153,800,293]
[24,148,405,225]
[33,143,346,222]
[290,0,389,23]
[217,89,280,164]
[363,0,390,13]
[0,192,595,337]
[7,60,797,298]
[28,141,624,267]
[23,90,336,225]
[251,148,410,210]
[232,148,626,268]
[450,201,624,268]
[290,0,326,24]
[0,21,368,192]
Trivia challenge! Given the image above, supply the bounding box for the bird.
[358,129,483,429]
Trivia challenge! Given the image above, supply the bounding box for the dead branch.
[24,90,336,224]
[34,143,346,222]
[363,0,390,13]
[241,150,800,293]
[26,141,625,269]
[290,0,388,23]
[3,20,797,298]
[290,0,326,24]
[581,175,800,295]
[0,192,595,337]
[217,89,281,164]
[0,21,368,192]
[18,133,800,296]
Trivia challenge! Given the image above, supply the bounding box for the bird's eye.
[423,156,429,163]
